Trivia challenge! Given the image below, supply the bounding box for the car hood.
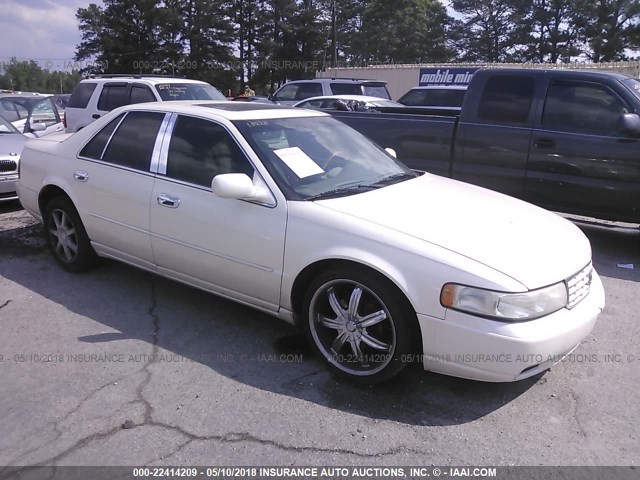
[315,173,591,290]
[0,133,28,159]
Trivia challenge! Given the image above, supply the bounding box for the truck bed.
[329,110,457,177]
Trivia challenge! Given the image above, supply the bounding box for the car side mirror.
[619,113,640,136]
[29,122,47,132]
[211,173,273,205]
[385,148,397,159]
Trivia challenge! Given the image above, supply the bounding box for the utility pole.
[331,0,337,67]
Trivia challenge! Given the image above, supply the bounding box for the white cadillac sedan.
[17,101,605,384]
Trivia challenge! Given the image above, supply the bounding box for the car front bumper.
[0,174,19,202]
[417,270,605,382]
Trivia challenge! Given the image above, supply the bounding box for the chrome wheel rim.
[309,279,396,376]
[48,209,78,263]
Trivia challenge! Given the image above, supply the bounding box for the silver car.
[0,115,28,202]
[0,94,64,138]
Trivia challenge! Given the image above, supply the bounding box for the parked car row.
[0,75,228,201]
[11,68,634,386]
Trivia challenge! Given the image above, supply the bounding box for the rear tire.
[302,267,418,384]
[43,196,96,272]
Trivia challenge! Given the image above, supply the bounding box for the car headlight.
[440,282,568,321]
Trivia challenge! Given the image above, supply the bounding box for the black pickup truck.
[330,68,640,224]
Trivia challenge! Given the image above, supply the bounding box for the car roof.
[114,100,329,120]
[409,86,468,90]
[0,94,53,105]
[474,67,633,81]
[286,78,387,84]
[0,92,50,98]
[296,95,394,103]
[82,76,210,86]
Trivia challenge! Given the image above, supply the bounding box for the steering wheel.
[295,152,346,186]
[323,151,347,170]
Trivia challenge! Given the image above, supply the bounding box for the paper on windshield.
[274,147,324,178]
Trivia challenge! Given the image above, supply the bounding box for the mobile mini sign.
[419,68,479,86]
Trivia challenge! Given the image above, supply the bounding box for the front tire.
[302,267,418,384]
[43,196,96,272]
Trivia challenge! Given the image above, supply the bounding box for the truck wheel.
[43,197,96,272]
[302,267,418,384]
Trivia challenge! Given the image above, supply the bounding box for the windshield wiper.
[306,172,419,201]
[306,183,378,201]
[366,171,418,187]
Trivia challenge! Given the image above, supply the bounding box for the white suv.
[270,78,391,106]
[65,75,226,132]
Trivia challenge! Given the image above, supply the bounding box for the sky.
[0,0,95,72]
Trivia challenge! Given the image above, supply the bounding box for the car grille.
[566,263,593,309]
[0,160,18,173]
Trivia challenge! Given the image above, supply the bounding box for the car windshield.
[234,116,416,200]
[399,88,466,107]
[0,114,18,133]
[621,78,640,101]
[363,85,391,99]
[156,83,226,101]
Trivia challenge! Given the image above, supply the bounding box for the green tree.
[356,0,454,64]
[178,0,236,87]
[0,58,82,93]
[451,0,528,62]
[514,0,581,62]
[76,0,237,91]
[76,0,166,73]
[248,0,327,93]
[573,0,640,62]
[235,0,261,90]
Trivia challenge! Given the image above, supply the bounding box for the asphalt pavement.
[0,201,638,470]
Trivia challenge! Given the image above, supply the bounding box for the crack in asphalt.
[138,423,431,464]
[288,370,323,384]
[0,368,145,469]
[0,300,11,310]
[0,278,162,472]
[569,388,588,439]
[136,276,161,425]
[2,275,428,471]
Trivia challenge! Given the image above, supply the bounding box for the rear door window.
[102,111,165,171]
[67,82,97,108]
[97,83,129,111]
[273,84,298,101]
[294,83,323,100]
[30,98,60,126]
[478,76,535,124]
[0,99,27,122]
[79,114,125,160]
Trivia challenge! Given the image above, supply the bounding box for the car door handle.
[534,138,555,149]
[157,194,181,208]
[74,170,89,182]
[92,114,100,119]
